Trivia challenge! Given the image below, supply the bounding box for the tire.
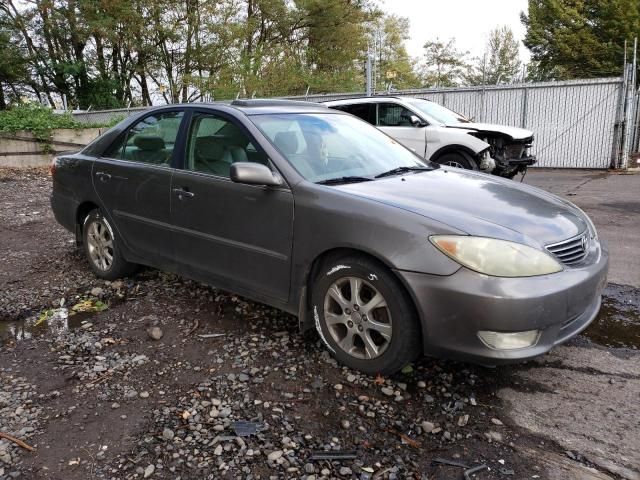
[82,209,136,280]
[311,254,422,375]
[436,151,478,170]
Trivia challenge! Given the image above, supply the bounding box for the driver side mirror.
[409,115,426,127]
[230,162,283,187]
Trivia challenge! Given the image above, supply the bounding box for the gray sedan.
[50,100,608,374]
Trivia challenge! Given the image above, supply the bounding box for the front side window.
[105,111,184,164]
[186,113,269,178]
[251,113,431,183]
[377,103,416,127]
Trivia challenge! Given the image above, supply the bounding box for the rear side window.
[185,113,269,178]
[334,103,374,124]
[377,103,415,127]
[105,111,184,165]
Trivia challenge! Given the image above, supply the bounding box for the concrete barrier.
[0,128,105,167]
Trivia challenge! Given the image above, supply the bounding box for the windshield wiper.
[374,166,431,178]
[316,176,374,185]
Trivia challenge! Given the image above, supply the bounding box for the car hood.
[446,122,533,141]
[335,168,587,247]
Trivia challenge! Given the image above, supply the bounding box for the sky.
[380,0,531,62]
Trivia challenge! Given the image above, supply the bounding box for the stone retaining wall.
[0,128,105,167]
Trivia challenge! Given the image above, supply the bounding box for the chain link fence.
[71,77,628,169]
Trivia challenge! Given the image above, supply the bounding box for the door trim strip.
[113,210,289,261]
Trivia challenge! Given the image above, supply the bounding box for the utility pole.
[365,48,373,97]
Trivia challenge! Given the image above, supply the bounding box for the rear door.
[376,102,428,157]
[92,110,185,265]
[170,109,294,301]
[333,103,376,125]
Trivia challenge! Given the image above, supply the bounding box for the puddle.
[582,288,640,349]
[0,298,107,345]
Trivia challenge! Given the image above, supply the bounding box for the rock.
[268,450,283,462]
[458,414,469,427]
[304,463,315,474]
[214,445,223,456]
[139,391,149,399]
[91,287,104,297]
[341,419,350,429]
[346,374,356,383]
[147,326,163,341]
[162,428,174,441]
[339,466,352,476]
[491,418,504,426]
[381,387,394,396]
[143,464,155,478]
[486,431,503,442]
[417,380,426,388]
[334,383,343,391]
[421,421,435,434]
[238,373,249,382]
[111,402,120,409]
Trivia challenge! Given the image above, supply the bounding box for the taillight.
[49,157,57,177]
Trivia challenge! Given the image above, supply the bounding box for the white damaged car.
[325,96,536,179]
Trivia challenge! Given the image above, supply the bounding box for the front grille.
[546,232,589,266]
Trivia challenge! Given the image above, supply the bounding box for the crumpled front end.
[484,135,537,178]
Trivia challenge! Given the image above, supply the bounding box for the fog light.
[478,330,540,350]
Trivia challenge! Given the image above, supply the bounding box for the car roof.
[132,99,332,117]
[324,96,431,106]
[231,99,330,115]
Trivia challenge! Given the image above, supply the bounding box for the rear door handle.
[173,187,195,199]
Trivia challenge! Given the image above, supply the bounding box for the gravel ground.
[1,168,638,480]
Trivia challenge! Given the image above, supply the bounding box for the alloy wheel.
[444,160,465,168]
[323,276,392,360]
[86,219,114,272]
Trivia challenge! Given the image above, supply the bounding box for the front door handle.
[95,171,112,182]
[173,187,195,199]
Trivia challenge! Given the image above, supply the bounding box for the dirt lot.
[0,168,639,480]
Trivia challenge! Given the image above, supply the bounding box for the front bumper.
[395,241,608,365]
[506,154,536,166]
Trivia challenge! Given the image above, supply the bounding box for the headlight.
[430,235,563,277]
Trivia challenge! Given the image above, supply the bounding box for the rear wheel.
[82,209,136,280]
[311,255,422,375]
[436,151,478,170]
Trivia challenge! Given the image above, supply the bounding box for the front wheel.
[435,151,478,170]
[82,209,136,280]
[311,255,422,375]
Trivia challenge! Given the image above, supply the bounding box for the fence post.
[621,64,634,169]
[521,87,529,129]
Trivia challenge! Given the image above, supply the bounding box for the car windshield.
[251,113,433,183]
[405,98,470,125]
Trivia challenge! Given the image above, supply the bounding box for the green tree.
[369,14,419,90]
[0,0,379,106]
[421,38,469,87]
[521,0,640,80]
[0,19,29,109]
[467,26,522,85]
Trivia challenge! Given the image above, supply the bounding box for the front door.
[170,110,294,302]
[92,110,185,265]
[376,102,428,158]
